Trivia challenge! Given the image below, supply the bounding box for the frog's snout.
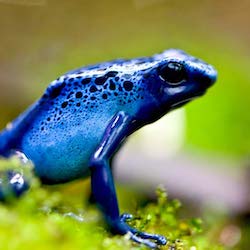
[193,64,217,90]
[202,67,217,87]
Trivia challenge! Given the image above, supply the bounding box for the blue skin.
[0,49,217,248]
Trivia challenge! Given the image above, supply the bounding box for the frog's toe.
[120,213,133,222]
[128,232,159,249]
[112,216,166,248]
[135,232,167,245]
[119,213,166,246]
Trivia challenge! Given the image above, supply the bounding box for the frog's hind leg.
[0,151,31,202]
[0,169,30,201]
[0,128,13,157]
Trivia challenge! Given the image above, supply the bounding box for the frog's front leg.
[89,111,166,249]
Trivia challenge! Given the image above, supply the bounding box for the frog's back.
[0,60,151,183]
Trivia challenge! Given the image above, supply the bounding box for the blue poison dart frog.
[0,49,217,248]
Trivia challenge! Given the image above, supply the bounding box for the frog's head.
[144,49,217,114]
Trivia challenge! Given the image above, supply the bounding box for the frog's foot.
[112,213,167,249]
[0,170,29,201]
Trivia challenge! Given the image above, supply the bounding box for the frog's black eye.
[159,62,186,85]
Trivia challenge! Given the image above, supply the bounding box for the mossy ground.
[0,158,224,250]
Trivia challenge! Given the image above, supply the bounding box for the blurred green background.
[0,0,249,158]
[0,0,249,249]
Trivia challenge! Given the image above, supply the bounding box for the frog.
[0,49,217,248]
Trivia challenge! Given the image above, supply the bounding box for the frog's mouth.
[171,91,206,109]
[171,98,194,109]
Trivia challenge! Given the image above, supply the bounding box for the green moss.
[0,158,223,250]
